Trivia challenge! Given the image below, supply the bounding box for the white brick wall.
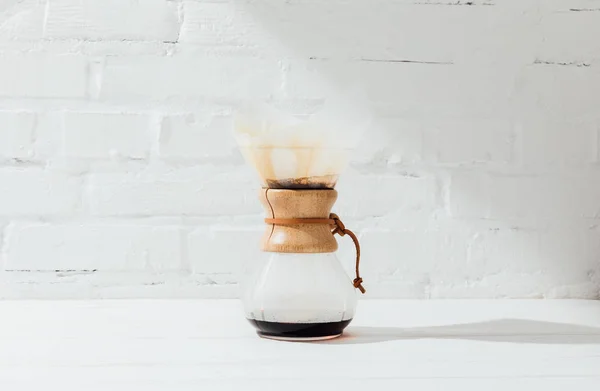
[0,54,88,98]
[63,112,152,159]
[0,112,36,159]
[0,0,599,299]
[158,113,236,160]
[4,223,181,271]
[44,0,181,42]
[0,168,81,216]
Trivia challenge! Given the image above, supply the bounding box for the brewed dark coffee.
[247,318,352,339]
[265,175,337,190]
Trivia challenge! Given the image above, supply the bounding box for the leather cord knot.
[330,213,345,235]
[263,213,366,294]
[353,277,364,291]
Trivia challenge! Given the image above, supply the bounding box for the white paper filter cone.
[234,95,369,189]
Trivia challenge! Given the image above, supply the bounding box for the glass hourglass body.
[243,252,357,341]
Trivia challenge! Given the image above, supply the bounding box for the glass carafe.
[244,252,357,341]
[234,100,368,341]
[242,188,360,341]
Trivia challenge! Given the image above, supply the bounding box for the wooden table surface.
[1,300,599,390]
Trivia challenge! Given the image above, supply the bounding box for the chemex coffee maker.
[234,100,368,341]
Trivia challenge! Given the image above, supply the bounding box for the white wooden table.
[1,300,599,390]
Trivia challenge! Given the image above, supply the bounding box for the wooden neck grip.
[259,189,338,253]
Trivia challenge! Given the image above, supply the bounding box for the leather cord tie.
[264,213,366,294]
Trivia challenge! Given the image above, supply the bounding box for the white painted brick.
[469,229,541,274]
[450,173,600,220]
[540,227,600,272]
[100,54,283,101]
[45,0,181,42]
[158,114,236,160]
[34,112,67,161]
[422,119,515,165]
[3,223,181,271]
[517,118,596,169]
[0,168,81,216]
[86,168,260,217]
[488,175,600,220]
[0,54,87,98]
[63,112,152,159]
[353,118,423,166]
[0,112,36,159]
[368,273,431,299]
[188,227,263,275]
[0,111,63,163]
[180,2,272,48]
[515,65,600,120]
[199,1,498,62]
[336,171,439,220]
[449,1,540,66]
[0,0,46,41]
[448,173,490,219]
[536,9,600,63]
[359,230,469,278]
[284,60,516,118]
[464,224,600,298]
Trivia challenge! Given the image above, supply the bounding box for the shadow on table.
[320,319,600,345]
